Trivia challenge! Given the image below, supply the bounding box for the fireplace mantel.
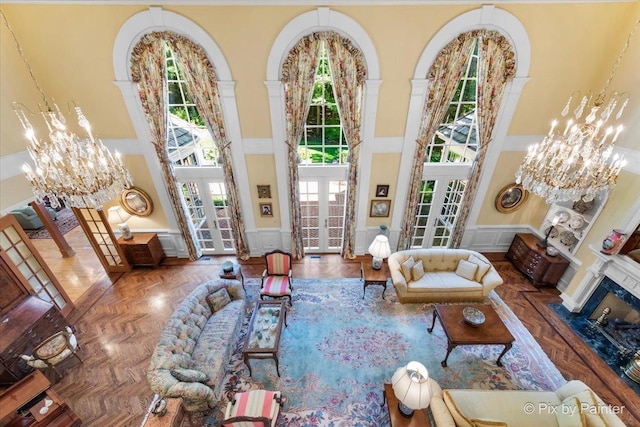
[561,245,640,312]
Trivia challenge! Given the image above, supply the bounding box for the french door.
[299,174,347,253]
[411,164,470,248]
[177,177,235,255]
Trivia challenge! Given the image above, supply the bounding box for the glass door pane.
[300,180,320,251]
[327,180,347,250]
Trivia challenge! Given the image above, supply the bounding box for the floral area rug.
[25,207,79,239]
[207,278,566,426]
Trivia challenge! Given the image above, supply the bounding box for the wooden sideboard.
[0,296,68,385]
[0,370,81,426]
[118,233,165,267]
[506,233,570,287]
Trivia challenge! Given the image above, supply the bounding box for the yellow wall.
[367,153,401,228]
[246,155,280,228]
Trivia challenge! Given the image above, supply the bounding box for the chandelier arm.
[599,18,640,97]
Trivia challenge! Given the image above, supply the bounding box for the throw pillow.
[471,419,507,427]
[206,288,231,312]
[400,256,415,281]
[412,260,425,281]
[455,259,478,281]
[170,367,208,383]
[467,254,491,282]
[563,390,609,427]
[557,396,587,427]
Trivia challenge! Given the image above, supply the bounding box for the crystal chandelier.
[516,20,638,204]
[2,11,132,210]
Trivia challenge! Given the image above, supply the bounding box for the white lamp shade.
[368,235,391,259]
[391,361,431,410]
[107,206,131,225]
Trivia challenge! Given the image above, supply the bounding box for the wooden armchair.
[222,390,282,427]
[260,249,293,305]
[20,326,82,380]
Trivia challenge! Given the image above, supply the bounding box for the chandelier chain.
[600,18,640,96]
[0,10,51,111]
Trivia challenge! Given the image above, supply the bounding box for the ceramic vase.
[601,229,627,255]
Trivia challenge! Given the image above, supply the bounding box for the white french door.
[177,174,235,255]
[411,164,470,249]
[299,169,347,253]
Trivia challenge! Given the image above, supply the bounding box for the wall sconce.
[107,206,133,240]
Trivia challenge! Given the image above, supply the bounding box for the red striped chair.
[260,249,293,305]
[222,390,282,427]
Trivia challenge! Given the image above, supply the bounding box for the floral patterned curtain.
[168,34,250,260]
[281,34,323,259]
[325,32,367,259]
[450,31,515,247]
[397,33,477,251]
[130,32,202,261]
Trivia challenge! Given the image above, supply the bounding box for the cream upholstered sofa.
[388,249,503,303]
[147,279,246,412]
[429,378,626,427]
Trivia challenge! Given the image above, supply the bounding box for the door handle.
[324,218,328,228]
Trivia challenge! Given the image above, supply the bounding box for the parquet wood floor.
[29,253,640,426]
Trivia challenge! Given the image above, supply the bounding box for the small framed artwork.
[375,185,389,198]
[370,199,391,217]
[260,203,273,217]
[495,183,529,213]
[257,185,271,199]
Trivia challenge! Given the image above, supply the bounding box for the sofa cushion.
[170,367,209,383]
[471,419,508,427]
[412,260,425,281]
[468,254,491,282]
[407,272,483,293]
[206,288,231,312]
[401,256,415,280]
[557,396,586,427]
[444,389,561,427]
[455,259,478,281]
[564,390,608,427]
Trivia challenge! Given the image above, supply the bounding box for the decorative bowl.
[462,307,486,327]
[546,246,559,257]
[222,261,234,273]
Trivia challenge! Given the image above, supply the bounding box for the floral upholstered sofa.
[147,279,246,412]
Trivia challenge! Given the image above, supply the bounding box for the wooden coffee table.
[242,300,287,376]
[427,304,514,368]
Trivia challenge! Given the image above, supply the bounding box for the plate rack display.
[539,193,606,256]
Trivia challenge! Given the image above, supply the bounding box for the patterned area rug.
[25,208,79,239]
[204,278,566,426]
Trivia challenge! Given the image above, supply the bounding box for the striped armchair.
[222,390,282,427]
[260,250,293,305]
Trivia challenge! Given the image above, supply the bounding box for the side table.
[361,262,388,299]
[118,233,165,267]
[219,263,245,291]
[382,383,431,426]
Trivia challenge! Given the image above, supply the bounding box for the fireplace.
[553,275,640,394]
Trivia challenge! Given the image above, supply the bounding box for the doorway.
[299,176,347,253]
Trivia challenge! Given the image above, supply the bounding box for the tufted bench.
[146,279,246,412]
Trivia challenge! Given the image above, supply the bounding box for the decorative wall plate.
[559,230,578,247]
[554,210,571,224]
[568,215,585,230]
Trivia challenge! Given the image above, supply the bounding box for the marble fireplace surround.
[561,247,640,313]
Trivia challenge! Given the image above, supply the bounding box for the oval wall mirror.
[120,187,153,217]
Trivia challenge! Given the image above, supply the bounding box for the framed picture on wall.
[260,203,273,217]
[375,185,389,198]
[257,185,271,199]
[370,199,391,217]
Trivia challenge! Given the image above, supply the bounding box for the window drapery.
[168,34,250,260]
[397,30,515,250]
[450,31,516,246]
[397,33,477,250]
[281,31,366,259]
[325,33,367,259]
[130,32,202,261]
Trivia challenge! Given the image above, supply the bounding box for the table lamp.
[107,205,133,240]
[391,361,431,418]
[368,235,391,270]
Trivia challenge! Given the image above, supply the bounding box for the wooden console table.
[506,233,570,287]
[0,370,81,426]
[118,233,165,267]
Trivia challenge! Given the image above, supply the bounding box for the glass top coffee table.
[427,304,515,367]
[242,300,287,377]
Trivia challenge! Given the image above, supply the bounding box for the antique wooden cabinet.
[506,233,570,288]
[118,233,165,267]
